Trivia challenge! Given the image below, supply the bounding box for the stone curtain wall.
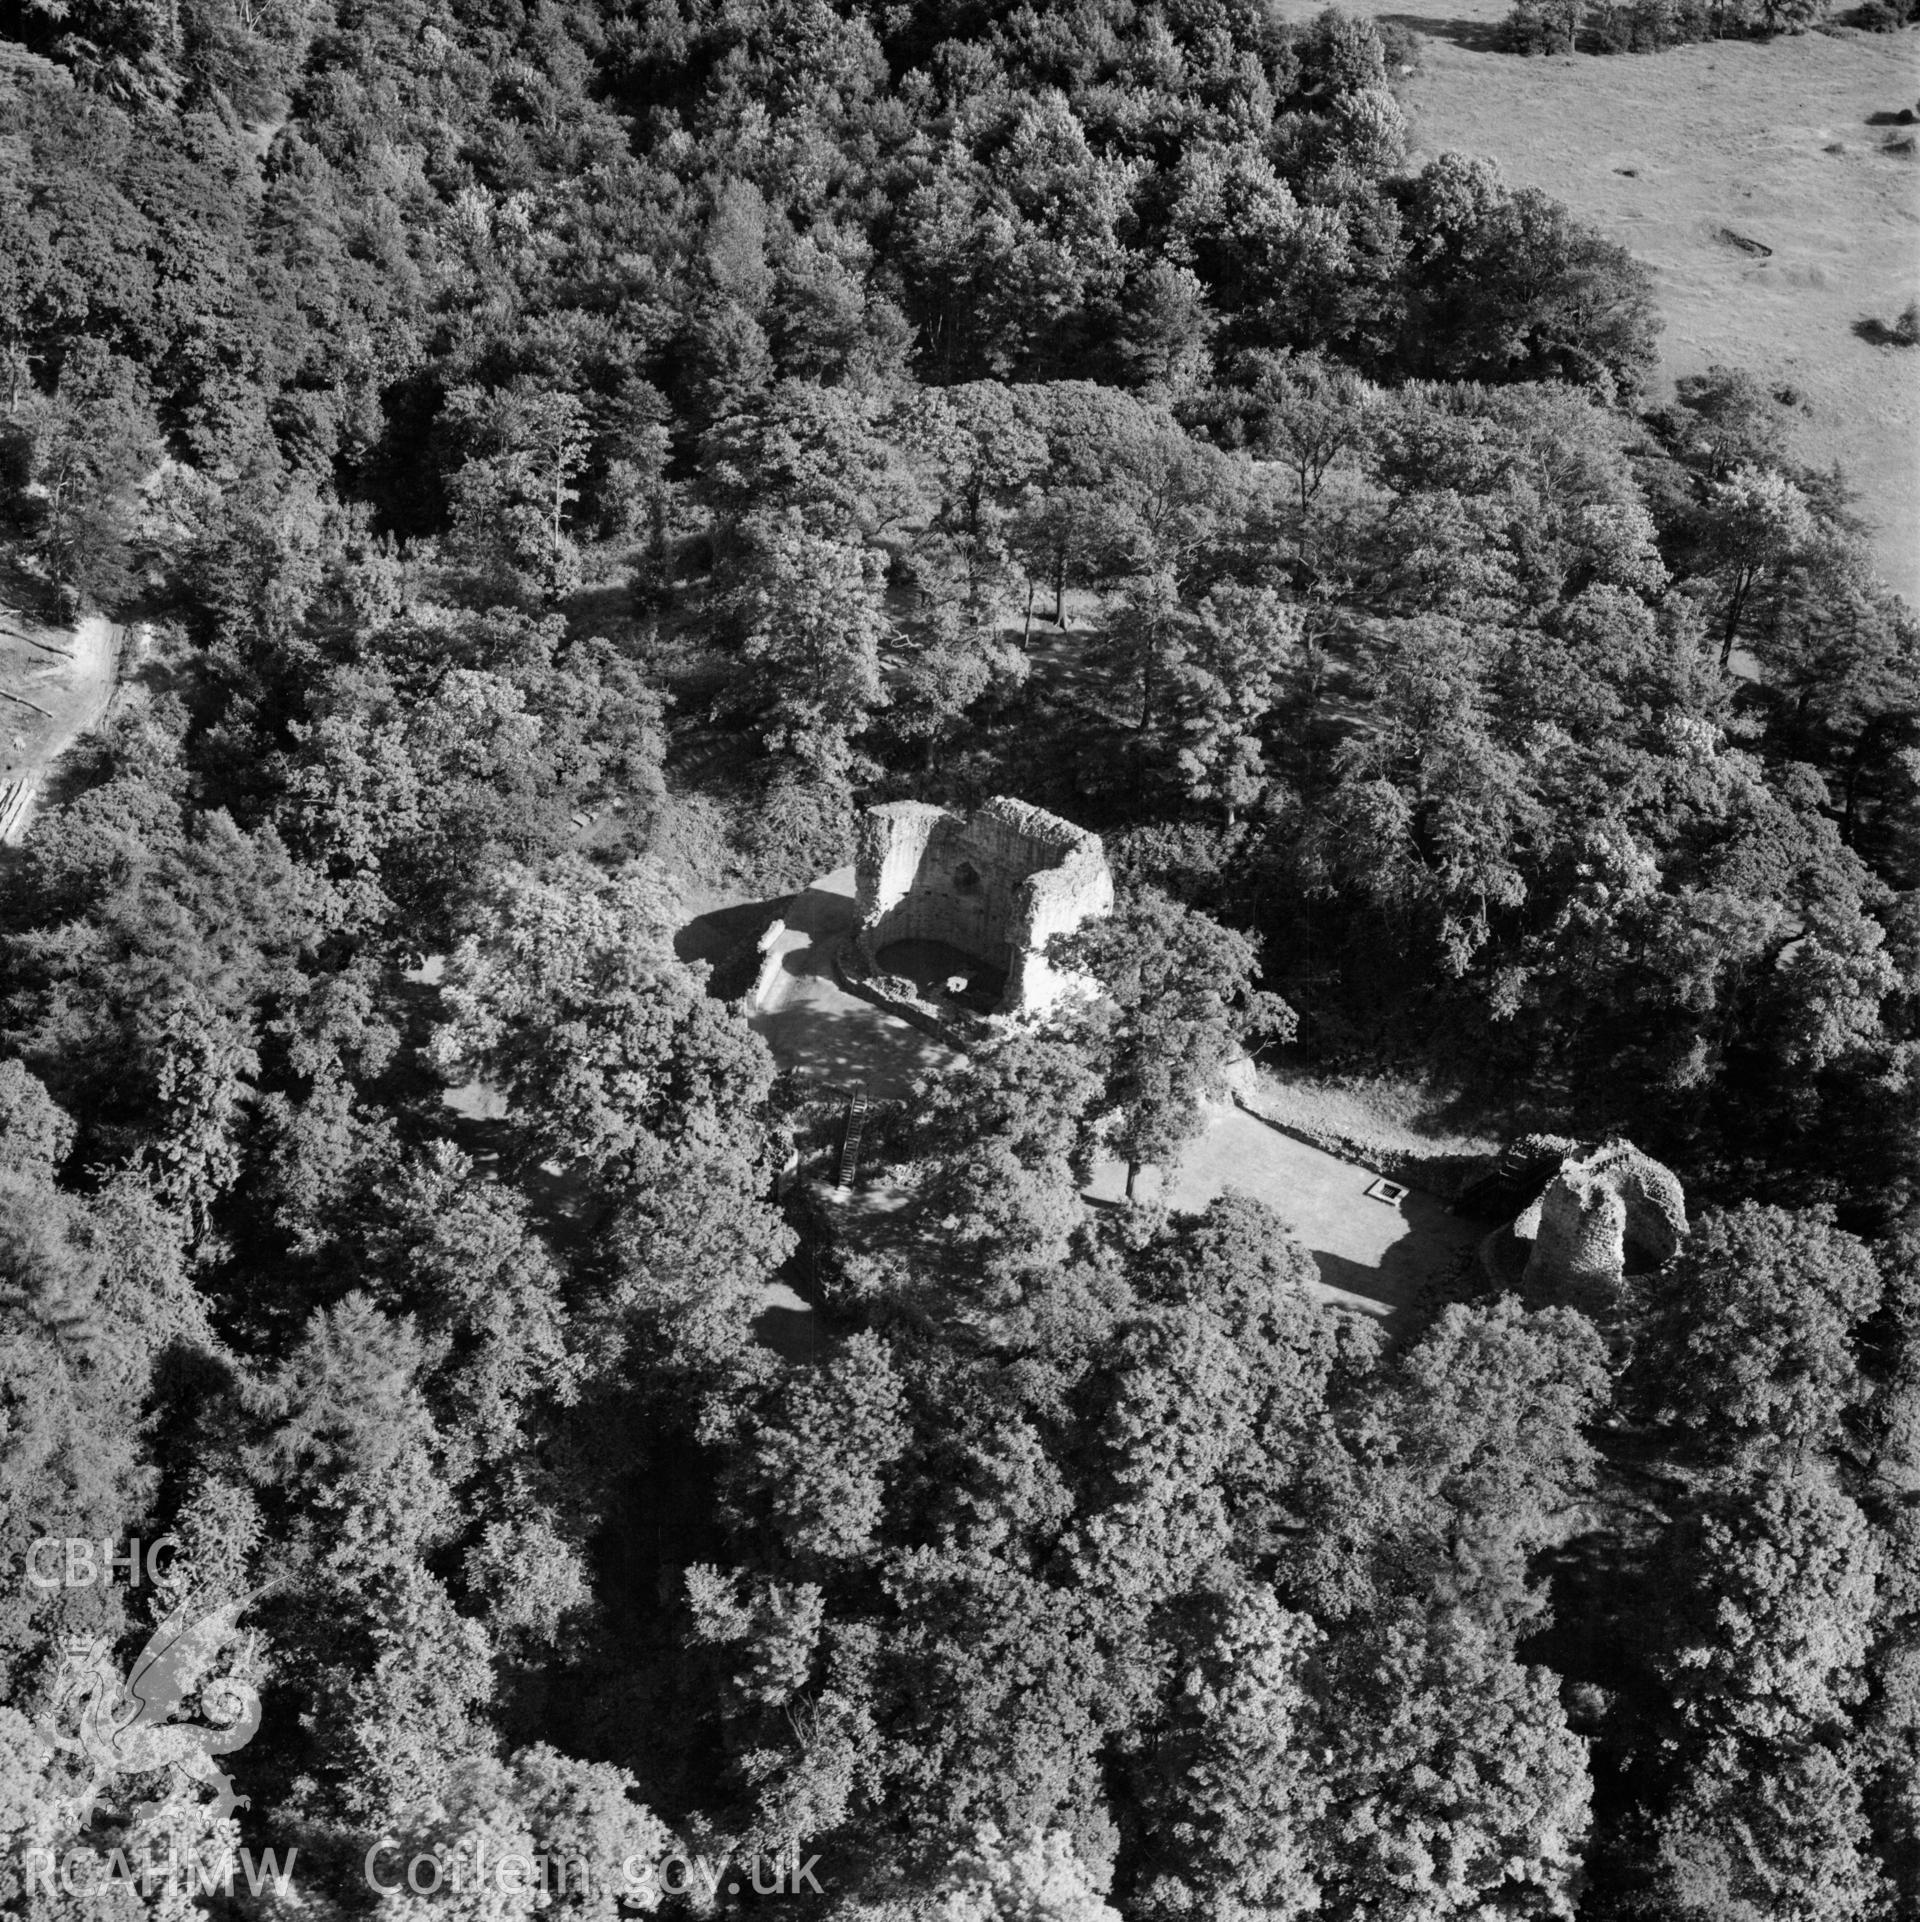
[853,797,1115,1015]
[855,802,954,946]
[856,802,1003,961]
[997,799,1115,1013]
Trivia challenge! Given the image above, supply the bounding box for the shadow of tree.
[754,965,957,1102]
[1374,9,1514,53]
[676,900,782,1002]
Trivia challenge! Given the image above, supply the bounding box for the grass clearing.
[1282,3,1920,600]
[1090,1100,1486,1315]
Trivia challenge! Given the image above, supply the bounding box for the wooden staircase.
[835,1082,870,1192]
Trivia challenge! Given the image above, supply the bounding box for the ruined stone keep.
[852,797,1115,1016]
[1514,1140,1688,1296]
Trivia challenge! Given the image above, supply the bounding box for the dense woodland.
[0,1,1918,1917]
[1498,0,1917,53]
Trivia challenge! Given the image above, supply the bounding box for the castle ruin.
[1513,1140,1688,1297]
[852,797,1114,1017]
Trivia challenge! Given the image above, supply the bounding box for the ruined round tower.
[1512,1140,1688,1296]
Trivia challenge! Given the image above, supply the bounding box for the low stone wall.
[1224,1064,1489,1200]
[833,939,984,1049]
[749,918,790,1012]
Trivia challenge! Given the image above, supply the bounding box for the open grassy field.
[1282,4,1920,601]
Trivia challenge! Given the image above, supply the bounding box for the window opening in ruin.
[953,861,980,891]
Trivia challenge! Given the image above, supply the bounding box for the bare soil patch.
[0,613,119,843]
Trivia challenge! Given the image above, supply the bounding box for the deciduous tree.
[1662,1468,1879,1753]
[1053,889,1294,1200]
[1635,1202,1881,1465]
[1316,1606,1591,1922]
[1135,1589,1325,1922]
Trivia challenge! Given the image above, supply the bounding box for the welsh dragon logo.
[40,1595,262,1829]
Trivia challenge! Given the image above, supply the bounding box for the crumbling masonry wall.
[853,797,1114,1016]
[1516,1141,1688,1296]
